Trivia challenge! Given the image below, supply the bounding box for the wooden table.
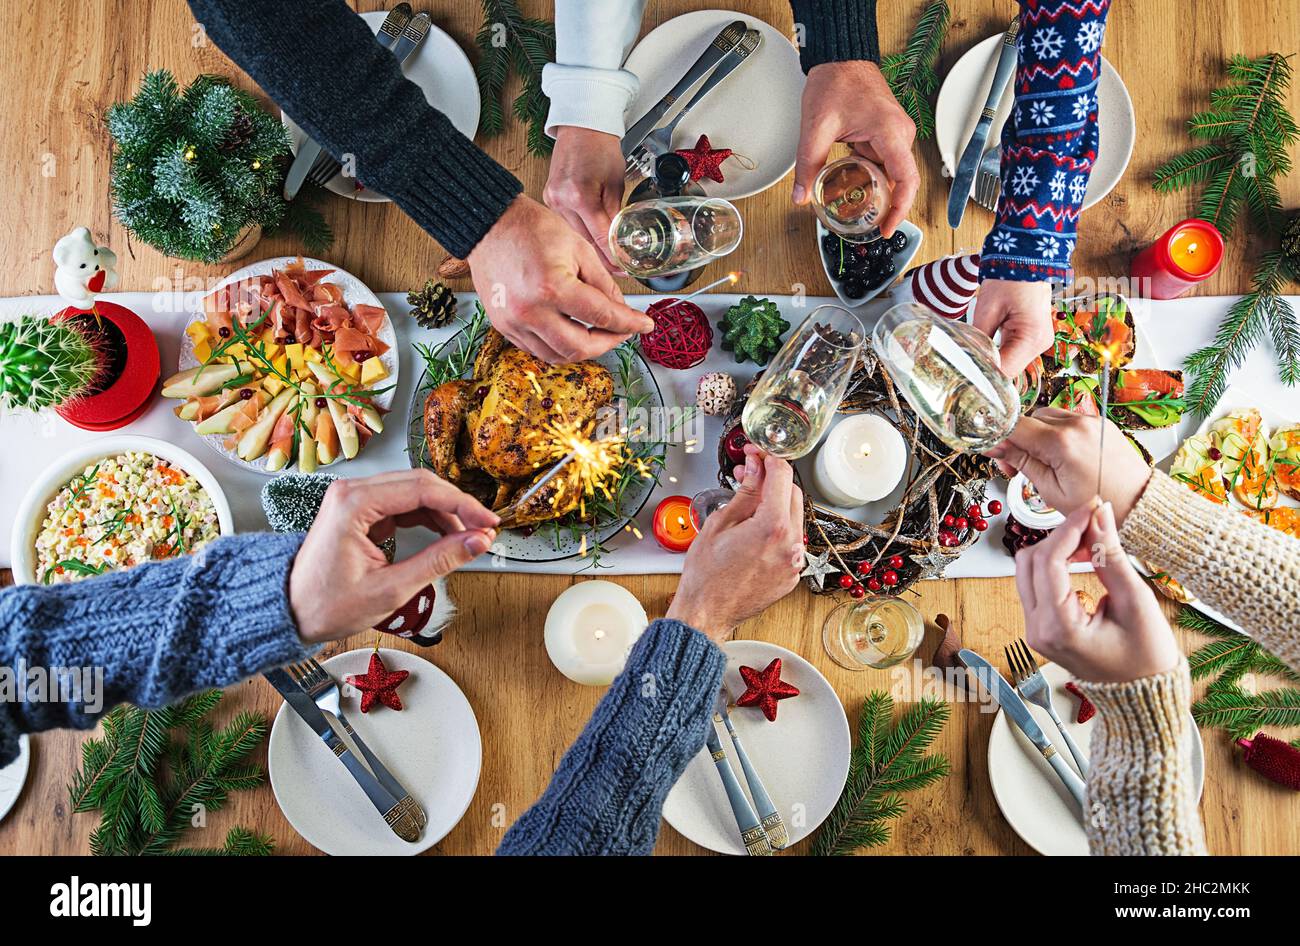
[1,0,1296,856]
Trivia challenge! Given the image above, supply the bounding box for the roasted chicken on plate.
[422,329,614,528]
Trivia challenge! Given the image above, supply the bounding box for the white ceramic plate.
[988,661,1204,856]
[178,256,398,476]
[268,647,481,856]
[936,34,1134,210]
[281,11,480,203]
[816,220,924,309]
[623,10,805,200]
[1132,380,1300,633]
[0,735,30,825]
[8,435,235,586]
[662,640,851,854]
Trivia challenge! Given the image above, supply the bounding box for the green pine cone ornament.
[0,315,103,412]
[1282,212,1300,279]
[407,279,458,329]
[718,295,790,365]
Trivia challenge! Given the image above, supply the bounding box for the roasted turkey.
[422,329,615,527]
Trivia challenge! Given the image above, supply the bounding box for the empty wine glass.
[741,305,865,459]
[689,487,734,530]
[871,303,1020,454]
[822,596,925,670]
[608,196,743,278]
[812,155,893,243]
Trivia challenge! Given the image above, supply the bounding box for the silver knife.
[283,4,413,199]
[703,713,772,856]
[717,689,788,849]
[620,20,747,158]
[946,19,1020,228]
[263,669,422,842]
[957,649,1087,812]
[389,10,431,63]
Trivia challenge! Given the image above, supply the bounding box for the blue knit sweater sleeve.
[980,0,1112,282]
[497,619,725,855]
[0,532,311,768]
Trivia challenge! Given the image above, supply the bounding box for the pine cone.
[1282,212,1300,279]
[718,295,791,365]
[221,110,255,154]
[407,279,458,329]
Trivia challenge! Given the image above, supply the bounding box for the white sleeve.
[541,0,647,138]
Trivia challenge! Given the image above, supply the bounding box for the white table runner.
[2,291,1295,576]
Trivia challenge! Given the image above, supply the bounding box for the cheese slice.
[360,356,389,386]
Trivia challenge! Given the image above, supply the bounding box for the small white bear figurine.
[53,226,119,310]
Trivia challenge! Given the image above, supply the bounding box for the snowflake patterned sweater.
[980,0,1112,283]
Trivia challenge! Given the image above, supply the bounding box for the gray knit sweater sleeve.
[498,619,726,855]
[0,532,311,768]
[188,0,523,259]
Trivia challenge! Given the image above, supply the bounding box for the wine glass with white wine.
[608,195,743,278]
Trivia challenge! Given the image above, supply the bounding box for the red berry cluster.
[937,499,1002,547]
[839,553,904,598]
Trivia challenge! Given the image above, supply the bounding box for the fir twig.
[475,0,555,156]
[812,693,949,855]
[880,0,950,140]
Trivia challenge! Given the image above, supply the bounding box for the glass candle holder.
[651,495,697,552]
[812,155,893,243]
[871,303,1020,454]
[741,305,865,459]
[822,596,925,670]
[1129,218,1224,299]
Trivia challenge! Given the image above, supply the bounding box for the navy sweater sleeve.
[0,532,311,767]
[789,0,881,71]
[498,619,725,855]
[188,0,523,259]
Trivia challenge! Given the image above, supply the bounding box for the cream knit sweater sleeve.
[1119,468,1300,671]
[1076,662,1208,856]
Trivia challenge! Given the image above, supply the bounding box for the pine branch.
[1192,685,1300,738]
[474,0,555,156]
[813,694,950,855]
[880,0,950,140]
[1182,252,1293,416]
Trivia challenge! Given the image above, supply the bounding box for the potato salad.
[35,451,220,584]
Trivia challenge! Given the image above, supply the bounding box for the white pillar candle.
[812,414,908,507]
[544,581,649,686]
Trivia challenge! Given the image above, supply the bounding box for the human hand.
[667,447,805,641]
[1016,498,1181,683]
[791,60,918,238]
[289,470,500,644]
[985,408,1152,525]
[543,126,627,271]
[972,279,1054,377]
[467,194,654,363]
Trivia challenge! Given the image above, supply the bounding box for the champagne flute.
[812,155,893,243]
[741,305,865,459]
[871,303,1020,454]
[608,196,743,278]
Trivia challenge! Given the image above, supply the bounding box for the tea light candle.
[1130,218,1224,299]
[812,414,907,507]
[544,581,649,686]
[652,495,697,552]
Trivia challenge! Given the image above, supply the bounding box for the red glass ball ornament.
[887,554,904,569]
[882,569,899,586]
[955,517,969,532]
[865,577,882,592]
[838,573,854,589]
[640,298,713,370]
[973,517,989,532]
[987,499,1004,515]
[942,513,956,528]
[856,561,873,575]
[967,504,982,518]
[724,425,750,464]
[849,584,867,599]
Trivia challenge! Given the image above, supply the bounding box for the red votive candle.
[1130,218,1224,299]
[652,495,698,553]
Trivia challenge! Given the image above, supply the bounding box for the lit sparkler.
[678,270,743,304]
[1094,321,1128,497]
[508,415,653,517]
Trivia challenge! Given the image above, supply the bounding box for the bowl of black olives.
[816,220,923,308]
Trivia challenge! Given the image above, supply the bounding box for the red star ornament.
[346,652,410,713]
[735,658,800,722]
[675,134,733,183]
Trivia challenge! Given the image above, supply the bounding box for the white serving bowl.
[9,435,235,586]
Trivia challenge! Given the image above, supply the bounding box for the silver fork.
[625,28,762,181]
[1005,639,1090,777]
[973,145,1002,210]
[287,658,427,830]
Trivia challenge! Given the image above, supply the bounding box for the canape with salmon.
[161,259,393,472]
[1210,408,1279,510]
[1107,368,1185,429]
[1269,423,1300,501]
[1049,295,1136,373]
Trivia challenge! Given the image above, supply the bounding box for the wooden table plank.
[1,1,1295,856]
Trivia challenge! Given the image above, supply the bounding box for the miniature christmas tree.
[0,315,104,412]
[107,70,331,263]
[718,295,790,365]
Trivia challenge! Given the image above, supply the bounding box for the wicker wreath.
[717,349,997,596]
